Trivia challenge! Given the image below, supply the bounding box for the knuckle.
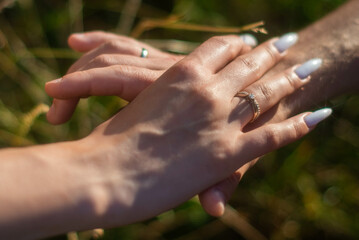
[210,36,237,56]
[92,54,112,66]
[283,71,299,91]
[102,39,122,50]
[210,137,236,161]
[238,56,261,77]
[263,126,282,148]
[263,44,278,63]
[291,121,308,140]
[173,60,204,80]
[210,36,231,48]
[264,121,308,149]
[256,82,273,104]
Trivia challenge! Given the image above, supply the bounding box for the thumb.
[198,160,257,216]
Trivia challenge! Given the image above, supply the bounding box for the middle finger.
[218,33,298,94]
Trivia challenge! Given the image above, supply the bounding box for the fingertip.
[199,188,226,217]
[45,78,62,97]
[68,33,94,52]
[46,99,78,125]
[239,34,258,47]
[46,102,60,125]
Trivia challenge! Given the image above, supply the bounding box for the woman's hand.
[46,32,326,217]
[46,31,254,125]
[48,35,330,226]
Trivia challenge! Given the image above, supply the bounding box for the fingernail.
[295,58,322,79]
[47,78,62,84]
[71,33,88,42]
[239,34,258,47]
[212,190,226,215]
[273,32,298,53]
[304,108,332,128]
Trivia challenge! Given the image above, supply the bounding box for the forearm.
[268,0,359,117]
[0,139,108,239]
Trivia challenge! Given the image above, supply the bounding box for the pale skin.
[46,0,359,216]
[0,35,314,239]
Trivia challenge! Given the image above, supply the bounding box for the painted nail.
[273,33,298,53]
[295,58,322,79]
[304,108,332,128]
[239,34,258,47]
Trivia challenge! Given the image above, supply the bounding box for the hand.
[46,31,183,125]
[46,32,323,216]
[77,35,324,226]
[46,31,255,125]
[47,33,330,223]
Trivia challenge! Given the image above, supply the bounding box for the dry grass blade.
[17,103,49,141]
[0,129,34,146]
[143,39,199,54]
[69,0,83,32]
[219,205,267,240]
[131,16,265,38]
[23,48,81,59]
[117,0,142,35]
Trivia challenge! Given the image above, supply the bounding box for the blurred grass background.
[1,0,359,239]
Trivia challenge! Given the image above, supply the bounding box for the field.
[1,0,359,239]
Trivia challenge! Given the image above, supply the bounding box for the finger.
[232,58,323,126]
[79,54,178,71]
[198,159,258,216]
[234,109,332,169]
[219,33,298,92]
[67,40,147,73]
[200,108,332,216]
[68,31,169,58]
[46,66,163,101]
[46,99,79,125]
[186,35,247,74]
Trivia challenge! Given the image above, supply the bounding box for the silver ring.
[140,48,148,58]
[235,91,261,123]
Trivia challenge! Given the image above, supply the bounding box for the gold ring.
[140,48,148,58]
[236,91,261,123]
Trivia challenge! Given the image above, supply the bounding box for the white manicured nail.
[295,58,322,79]
[273,33,298,53]
[239,34,258,47]
[304,108,332,128]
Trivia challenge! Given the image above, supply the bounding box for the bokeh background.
[1,0,359,239]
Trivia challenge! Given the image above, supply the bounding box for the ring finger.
[232,58,323,126]
[79,54,179,71]
[68,40,181,73]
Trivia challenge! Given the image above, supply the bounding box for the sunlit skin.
[0,35,317,239]
[45,0,359,217]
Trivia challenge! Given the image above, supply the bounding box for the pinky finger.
[235,108,332,167]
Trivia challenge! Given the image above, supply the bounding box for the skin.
[46,0,359,216]
[0,36,314,239]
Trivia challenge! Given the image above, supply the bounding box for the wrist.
[78,129,141,228]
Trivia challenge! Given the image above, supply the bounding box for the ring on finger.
[236,91,261,123]
[140,48,148,58]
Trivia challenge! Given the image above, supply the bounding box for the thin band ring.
[140,48,148,58]
[236,91,261,123]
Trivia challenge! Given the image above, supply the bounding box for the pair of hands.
[45,31,315,219]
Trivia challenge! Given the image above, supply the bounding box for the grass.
[1,0,358,239]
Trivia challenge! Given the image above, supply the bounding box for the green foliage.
[1,0,358,239]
